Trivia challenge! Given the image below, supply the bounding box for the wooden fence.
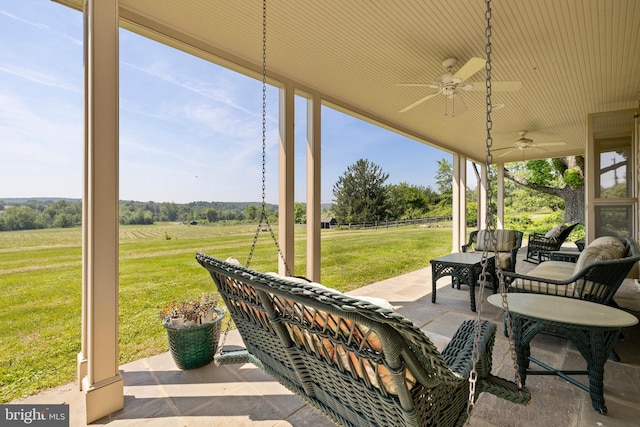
[338,216,452,230]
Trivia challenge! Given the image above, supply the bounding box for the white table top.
[487,294,638,328]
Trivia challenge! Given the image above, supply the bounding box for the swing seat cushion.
[197,253,530,427]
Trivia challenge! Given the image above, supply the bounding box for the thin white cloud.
[122,61,255,115]
[0,64,80,92]
[0,9,82,46]
[0,10,49,30]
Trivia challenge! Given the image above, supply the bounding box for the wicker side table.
[430,252,495,312]
[537,249,581,263]
[488,294,638,414]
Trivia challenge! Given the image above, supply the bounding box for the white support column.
[497,163,505,228]
[78,5,89,390]
[82,0,123,423]
[278,85,295,275]
[452,154,467,252]
[306,96,321,282]
[479,163,488,229]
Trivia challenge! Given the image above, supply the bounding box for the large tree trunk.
[558,187,584,223]
[503,156,585,224]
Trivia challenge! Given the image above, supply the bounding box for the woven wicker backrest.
[196,253,505,426]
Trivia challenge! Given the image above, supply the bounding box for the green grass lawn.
[0,222,451,403]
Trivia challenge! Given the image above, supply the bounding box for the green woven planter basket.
[163,308,225,369]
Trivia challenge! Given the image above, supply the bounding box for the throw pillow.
[544,224,566,241]
[574,241,624,274]
[588,236,627,257]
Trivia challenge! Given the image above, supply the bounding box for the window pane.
[596,137,631,198]
[595,205,632,238]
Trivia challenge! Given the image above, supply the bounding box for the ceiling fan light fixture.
[443,86,456,97]
[442,58,457,69]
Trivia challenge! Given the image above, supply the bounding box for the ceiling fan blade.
[498,149,517,158]
[536,141,566,147]
[453,57,485,82]
[492,146,514,152]
[398,92,440,113]
[467,81,523,92]
[451,93,467,116]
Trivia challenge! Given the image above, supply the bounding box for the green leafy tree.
[332,159,389,223]
[503,156,584,223]
[205,208,218,223]
[159,202,179,221]
[245,205,259,221]
[386,182,433,219]
[435,158,453,197]
[42,200,81,228]
[431,158,454,217]
[1,206,43,230]
[294,202,306,224]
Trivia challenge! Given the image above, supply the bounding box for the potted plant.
[159,292,225,369]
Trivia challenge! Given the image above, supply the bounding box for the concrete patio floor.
[13,247,640,426]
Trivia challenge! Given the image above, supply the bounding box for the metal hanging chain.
[219,0,289,362]
[214,308,234,362]
[246,0,292,276]
[467,0,522,417]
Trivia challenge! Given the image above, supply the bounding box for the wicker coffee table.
[488,294,638,414]
[430,252,495,312]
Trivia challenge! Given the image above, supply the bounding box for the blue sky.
[0,0,452,204]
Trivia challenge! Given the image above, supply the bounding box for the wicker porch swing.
[196,0,530,425]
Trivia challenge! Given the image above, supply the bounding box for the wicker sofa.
[196,254,530,427]
[504,236,640,305]
[461,229,523,272]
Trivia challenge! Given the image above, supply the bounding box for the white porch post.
[77,3,89,389]
[81,0,123,423]
[452,154,467,252]
[478,163,488,229]
[306,96,321,281]
[278,85,295,275]
[497,163,505,228]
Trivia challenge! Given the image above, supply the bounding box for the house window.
[594,205,632,238]
[596,135,632,199]
[587,109,638,241]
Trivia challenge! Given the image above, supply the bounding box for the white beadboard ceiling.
[56,0,640,163]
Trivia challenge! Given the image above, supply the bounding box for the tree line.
[0,199,280,231]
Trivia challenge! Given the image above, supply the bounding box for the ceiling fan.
[494,131,566,158]
[398,57,522,116]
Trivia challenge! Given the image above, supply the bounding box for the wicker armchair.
[462,229,523,272]
[523,222,579,264]
[196,254,530,427]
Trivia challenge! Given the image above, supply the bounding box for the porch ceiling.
[56,0,640,163]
